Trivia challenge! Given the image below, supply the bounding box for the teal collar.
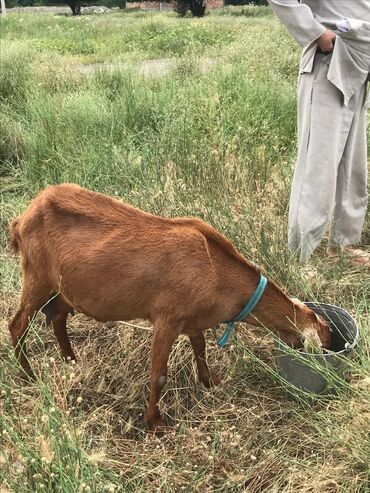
[217,274,268,348]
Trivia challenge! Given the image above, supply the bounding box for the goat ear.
[291,297,306,309]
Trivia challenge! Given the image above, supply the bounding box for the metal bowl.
[274,302,359,399]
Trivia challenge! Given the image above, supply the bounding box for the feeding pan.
[274,302,359,399]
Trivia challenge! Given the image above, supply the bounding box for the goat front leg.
[145,321,179,433]
[189,333,220,387]
[52,312,76,362]
[44,296,76,361]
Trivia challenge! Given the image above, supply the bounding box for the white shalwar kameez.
[267,0,370,262]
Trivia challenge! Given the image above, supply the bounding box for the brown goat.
[9,184,331,432]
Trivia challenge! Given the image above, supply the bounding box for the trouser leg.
[288,54,364,263]
[330,85,368,246]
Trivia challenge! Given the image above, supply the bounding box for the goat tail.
[9,218,21,255]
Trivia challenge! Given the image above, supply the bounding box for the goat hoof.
[201,373,221,388]
[148,419,170,436]
[64,354,77,363]
[149,425,171,437]
[20,370,36,384]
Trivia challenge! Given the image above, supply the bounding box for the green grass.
[1,7,370,493]
[0,10,269,62]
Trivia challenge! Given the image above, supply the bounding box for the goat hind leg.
[9,305,38,380]
[9,282,51,380]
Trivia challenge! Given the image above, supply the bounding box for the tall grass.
[1,8,369,493]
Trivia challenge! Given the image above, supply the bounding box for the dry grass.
[1,169,369,492]
[1,281,369,492]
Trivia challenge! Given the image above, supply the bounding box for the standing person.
[267,0,370,266]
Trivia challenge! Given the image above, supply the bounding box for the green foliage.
[0,23,297,195]
[213,5,273,17]
[94,0,126,8]
[0,14,240,60]
[2,0,34,7]
[41,0,82,16]
[0,110,27,168]
[0,42,35,103]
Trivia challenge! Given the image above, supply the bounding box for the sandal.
[326,246,370,268]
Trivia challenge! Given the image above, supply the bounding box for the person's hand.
[317,29,336,52]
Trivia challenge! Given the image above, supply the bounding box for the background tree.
[175,0,206,17]
[1,0,6,17]
[188,0,205,17]
[67,0,80,15]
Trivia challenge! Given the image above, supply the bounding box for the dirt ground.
[75,57,216,76]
